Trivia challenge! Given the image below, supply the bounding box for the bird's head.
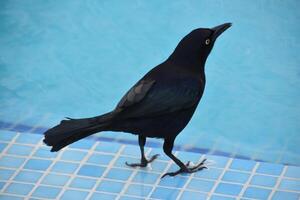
[168,23,232,68]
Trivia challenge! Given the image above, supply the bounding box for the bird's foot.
[161,158,207,178]
[125,154,159,167]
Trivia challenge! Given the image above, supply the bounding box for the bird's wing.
[115,78,202,118]
[116,79,156,110]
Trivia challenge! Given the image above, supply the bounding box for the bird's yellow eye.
[205,39,210,45]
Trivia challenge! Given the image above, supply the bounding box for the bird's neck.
[166,55,207,75]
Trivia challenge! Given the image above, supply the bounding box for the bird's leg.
[161,138,207,178]
[125,135,159,167]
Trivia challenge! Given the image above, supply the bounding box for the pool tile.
[0,181,5,190]
[90,192,117,200]
[122,145,144,157]
[96,180,124,193]
[279,179,300,191]
[158,175,188,188]
[0,195,24,200]
[125,183,152,197]
[243,186,271,199]
[5,182,34,195]
[210,195,236,200]
[95,141,121,153]
[77,164,105,177]
[132,171,160,184]
[180,191,207,200]
[16,133,41,144]
[222,170,250,184]
[148,148,169,161]
[215,182,243,196]
[14,170,43,183]
[0,131,17,141]
[2,130,300,200]
[151,187,180,199]
[0,156,25,168]
[32,186,61,199]
[250,174,277,187]
[33,148,58,158]
[0,142,8,152]
[7,144,34,156]
[176,151,203,163]
[256,162,284,175]
[167,164,188,176]
[119,196,144,200]
[60,190,89,200]
[0,169,15,180]
[187,178,215,192]
[206,155,229,168]
[272,191,300,200]
[87,153,114,165]
[24,159,52,171]
[105,168,132,180]
[147,160,168,172]
[61,150,87,161]
[42,173,70,186]
[69,139,95,150]
[284,165,300,179]
[114,156,140,168]
[70,177,97,189]
[230,158,256,171]
[51,161,78,174]
[195,167,223,180]
[5,183,34,195]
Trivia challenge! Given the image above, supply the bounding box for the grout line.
[268,165,288,200]
[237,162,260,198]
[114,146,153,199]
[210,193,255,200]
[1,131,300,200]
[2,175,300,195]
[1,192,58,200]
[1,159,300,194]
[4,122,298,166]
[207,157,233,199]
[25,143,65,200]
[145,151,180,200]
[94,190,156,199]
[0,132,25,193]
[115,160,140,199]
[0,132,19,158]
[55,142,98,200]
[0,150,300,180]
[2,153,300,182]
[85,144,126,200]
[175,154,206,200]
[1,155,300,195]
[2,155,299,181]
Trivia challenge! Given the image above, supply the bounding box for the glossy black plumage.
[44,23,232,177]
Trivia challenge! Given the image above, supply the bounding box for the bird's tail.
[43,112,113,152]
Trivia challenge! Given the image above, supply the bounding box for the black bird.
[44,23,232,178]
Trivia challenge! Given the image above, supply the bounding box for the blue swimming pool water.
[0,0,299,165]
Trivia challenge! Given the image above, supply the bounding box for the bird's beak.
[211,23,232,41]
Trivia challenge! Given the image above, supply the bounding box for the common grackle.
[44,23,232,178]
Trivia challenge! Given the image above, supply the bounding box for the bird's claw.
[125,154,159,168]
[161,158,207,178]
[147,154,160,163]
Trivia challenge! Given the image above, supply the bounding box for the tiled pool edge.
[0,120,294,167]
[0,130,300,200]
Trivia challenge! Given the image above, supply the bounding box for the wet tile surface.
[0,131,300,200]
